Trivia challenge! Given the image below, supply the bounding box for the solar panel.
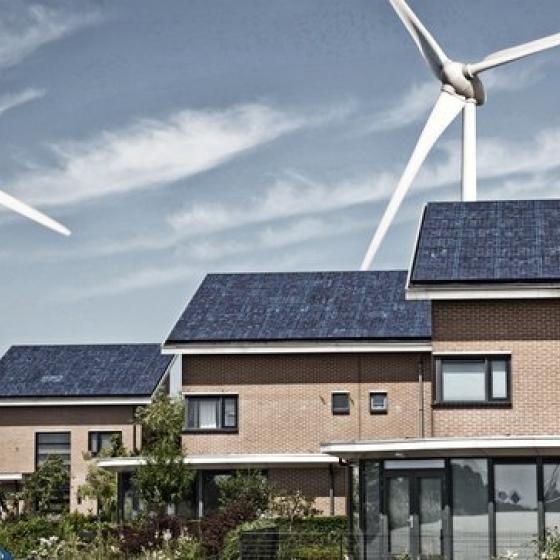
[0,344,173,398]
[166,270,431,343]
[411,200,560,284]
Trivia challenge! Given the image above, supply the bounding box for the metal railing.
[239,530,541,559]
[239,529,351,559]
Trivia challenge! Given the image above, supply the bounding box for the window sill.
[183,428,239,434]
[370,410,388,415]
[432,401,512,409]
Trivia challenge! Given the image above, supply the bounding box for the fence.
[239,529,352,559]
[239,529,541,559]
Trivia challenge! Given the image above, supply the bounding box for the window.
[332,392,350,415]
[36,432,71,467]
[369,392,388,414]
[436,356,510,404]
[88,431,122,456]
[35,432,70,511]
[451,459,489,560]
[494,462,538,559]
[185,395,238,431]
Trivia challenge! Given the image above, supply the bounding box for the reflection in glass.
[419,477,442,558]
[452,459,489,560]
[495,463,538,560]
[364,461,382,558]
[442,360,485,401]
[491,360,508,399]
[388,476,410,556]
[544,463,560,531]
[351,465,363,559]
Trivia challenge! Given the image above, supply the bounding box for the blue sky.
[1,0,560,352]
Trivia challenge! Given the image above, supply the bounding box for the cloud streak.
[5,104,319,207]
[0,5,99,69]
[0,88,45,117]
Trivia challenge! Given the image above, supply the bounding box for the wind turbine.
[360,0,560,270]
[0,190,70,236]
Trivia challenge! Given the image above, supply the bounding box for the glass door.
[386,471,444,559]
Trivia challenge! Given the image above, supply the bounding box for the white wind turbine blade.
[389,0,449,79]
[0,190,71,236]
[467,32,560,75]
[360,90,464,270]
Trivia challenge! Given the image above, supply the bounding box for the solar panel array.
[0,344,173,398]
[411,200,560,284]
[166,270,431,343]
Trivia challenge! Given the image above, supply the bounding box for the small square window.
[332,392,350,415]
[88,431,122,457]
[370,392,388,414]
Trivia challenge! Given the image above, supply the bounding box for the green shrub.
[222,519,278,560]
[217,470,273,515]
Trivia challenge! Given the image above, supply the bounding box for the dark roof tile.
[0,344,172,398]
[166,271,431,343]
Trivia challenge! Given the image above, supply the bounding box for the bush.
[199,498,257,557]
[19,457,69,515]
[116,514,185,556]
[222,519,278,560]
[217,470,273,515]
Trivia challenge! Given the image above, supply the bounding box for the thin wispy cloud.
[0,88,45,117]
[0,5,99,69]
[5,104,323,207]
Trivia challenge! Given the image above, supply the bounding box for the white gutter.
[0,396,152,407]
[162,341,432,355]
[406,284,560,300]
[0,473,23,481]
[98,453,340,472]
[321,436,560,459]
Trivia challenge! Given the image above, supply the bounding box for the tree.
[217,470,273,515]
[20,456,70,515]
[77,434,125,520]
[132,392,195,514]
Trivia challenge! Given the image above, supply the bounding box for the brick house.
[321,200,560,559]
[101,269,432,518]
[0,344,173,515]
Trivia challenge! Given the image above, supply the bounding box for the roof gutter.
[161,341,432,355]
[407,283,560,300]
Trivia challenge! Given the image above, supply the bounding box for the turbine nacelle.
[360,0,560,270]
[441,61,486,105]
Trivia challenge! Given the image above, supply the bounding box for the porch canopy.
[98,453,339,472]
[0,473,23,482]
[321,435,560,460]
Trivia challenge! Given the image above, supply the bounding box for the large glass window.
[495,462,538,560]
[35,432,70,511]
[36,432,70,467]
[544,463,560,531]
[451,459,489,560]
[437,356,510,403]
[185,395,238,431]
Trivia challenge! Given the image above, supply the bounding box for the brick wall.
[0,405,136,513]
[181,352,432,454]
[269,467,347,515]
[431,299,560,437]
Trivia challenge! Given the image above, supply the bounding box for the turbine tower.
[361,0,560,270]
[0,190,70,236]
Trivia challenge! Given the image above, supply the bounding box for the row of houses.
[2,199,560,559]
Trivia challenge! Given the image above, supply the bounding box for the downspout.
[418,355,425,438]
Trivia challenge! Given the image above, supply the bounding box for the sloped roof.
[411,200,560,285]
[166,270,431,344]
[0,344,173,398]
